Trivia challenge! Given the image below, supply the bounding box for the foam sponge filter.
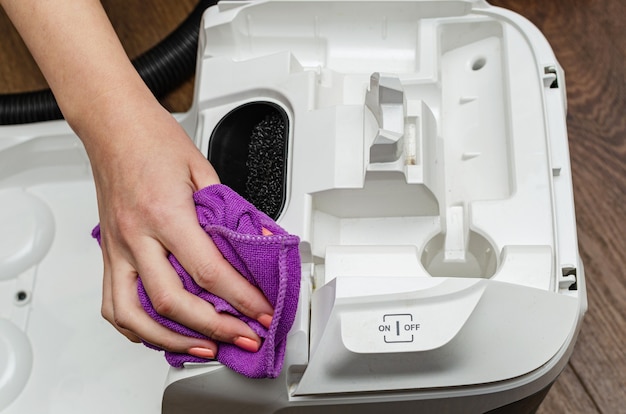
[245,113,286,220]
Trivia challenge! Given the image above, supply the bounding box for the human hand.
[0,0,274,360]
[85,96,274,359]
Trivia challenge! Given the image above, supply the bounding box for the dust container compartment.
[164,0,586,413]
[207,101,290,221]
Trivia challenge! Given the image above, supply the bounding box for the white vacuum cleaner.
[0,1,587,413]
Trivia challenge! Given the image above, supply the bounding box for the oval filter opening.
[208,101,289,220]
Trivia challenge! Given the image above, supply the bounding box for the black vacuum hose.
[0,0,217,125]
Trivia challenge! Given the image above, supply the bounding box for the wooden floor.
[1,1,624,413]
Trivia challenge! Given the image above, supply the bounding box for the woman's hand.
[89,95,275,358]
[0,0,274,359]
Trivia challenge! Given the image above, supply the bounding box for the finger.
[108,257,220,357]
[102,275,142,344]
[100,243,142,343]
[134,239,264,351]
[165,220,275,327]
[176,159,270,323]
[188,155,221,191]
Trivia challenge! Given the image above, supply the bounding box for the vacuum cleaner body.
[0,1,586,413]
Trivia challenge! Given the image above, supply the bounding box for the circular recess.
[0,319,33,410]
[0,189,55,281]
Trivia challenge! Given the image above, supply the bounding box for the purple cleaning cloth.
[92,184,301,378]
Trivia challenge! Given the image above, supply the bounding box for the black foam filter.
[208,102,288,220]
[245,113,286,219]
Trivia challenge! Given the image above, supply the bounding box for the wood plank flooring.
[1,1,624,413]
[488,1,626,413]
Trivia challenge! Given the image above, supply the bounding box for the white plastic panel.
[0,132,169,414]
[297,277,579,395]
[195,4,560,289]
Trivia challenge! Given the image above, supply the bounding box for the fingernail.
[261,227,273,236]
[258,313,273,329]
[234,336,260,353]
[188,347,215,359]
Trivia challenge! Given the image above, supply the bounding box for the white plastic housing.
[175,0,587,410]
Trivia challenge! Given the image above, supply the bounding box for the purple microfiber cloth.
[92,184,301,378]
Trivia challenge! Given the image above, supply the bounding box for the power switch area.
[382,313,419,343]
[339,278,487,354]
[298,276,581,395]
